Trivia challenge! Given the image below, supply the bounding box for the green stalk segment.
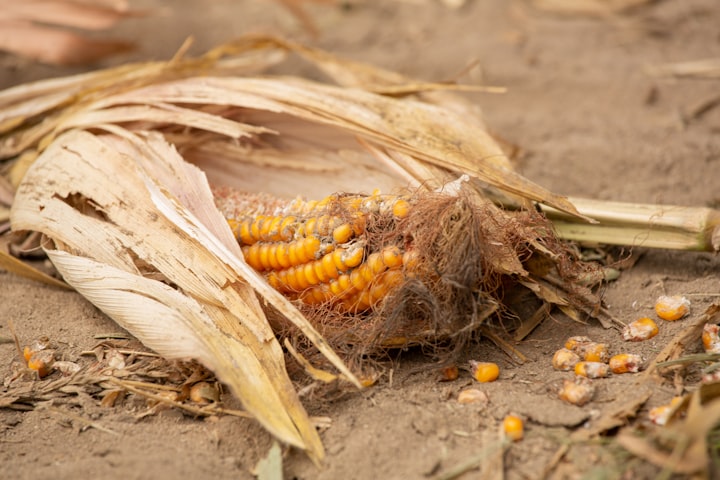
[541,198,720,252]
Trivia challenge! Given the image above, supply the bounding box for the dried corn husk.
[11,127,364,463]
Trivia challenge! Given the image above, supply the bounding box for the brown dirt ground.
[2,1,720,479]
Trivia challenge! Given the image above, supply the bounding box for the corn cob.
[228,192,413,313]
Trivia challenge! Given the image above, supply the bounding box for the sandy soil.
[2,1,720,479]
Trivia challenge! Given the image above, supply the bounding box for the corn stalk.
[542,198,720,252]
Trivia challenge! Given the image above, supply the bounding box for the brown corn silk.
[215,186,604,362]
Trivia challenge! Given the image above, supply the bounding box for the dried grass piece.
[531,0,654,16]
[646,58,720,79]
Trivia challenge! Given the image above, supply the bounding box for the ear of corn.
[228,192,413,313]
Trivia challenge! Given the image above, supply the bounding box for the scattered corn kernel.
[623,317,659,342]
[457,388,489,405]
[580,342,610,363]
[22,336,50,362]
[189,382,219,404]
[702,323,720,354]
[608,353,643,374]
[564,336,609,362]
[655,295,690,321]
[552,348,581,371]
[558,376,595,406]
[503,415,524,441]
[648,396,683,426]
[564,336,592,352]
[574,361,610,379]
[470,361,500,383]
[27,349,55,378]
[439,365,459,382]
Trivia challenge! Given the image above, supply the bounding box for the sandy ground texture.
[2,1,720,479]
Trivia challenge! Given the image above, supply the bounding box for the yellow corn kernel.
[302,263,320,286]
[249,215,265,241]
[574,361,609,379]
[655,295,690,321]
[581,342,610,363]
[265,216,283,242]
[302,236,321,262]
[328,278,344,297]
[382,245,403,269]
[503,415,524,441]
[343,246,365,269]
[275,269,296,291]
[552,348,581,371]
[242,244,262,270]
[274,244,292,269]
[321,252,340,280]
[565,336,609,363]
[350,267,368,292]
[299,287,318,305]
[702,323,720,354]
[608,353,643,374]
[392,198,410,218]
[364,252,386,281]
[623,317,659,342]
[258,243,275,270]
[470,361,500,383]
[336,274,353,294]
[332,223,354,244]
[558,376,595,406]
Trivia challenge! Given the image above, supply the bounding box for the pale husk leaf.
[0,36,581,217]
[9,127,363,463]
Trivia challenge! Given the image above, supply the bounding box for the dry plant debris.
[0,0,136,65]
[1,334,235,427]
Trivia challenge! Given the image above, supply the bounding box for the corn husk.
[11,127,365,463]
